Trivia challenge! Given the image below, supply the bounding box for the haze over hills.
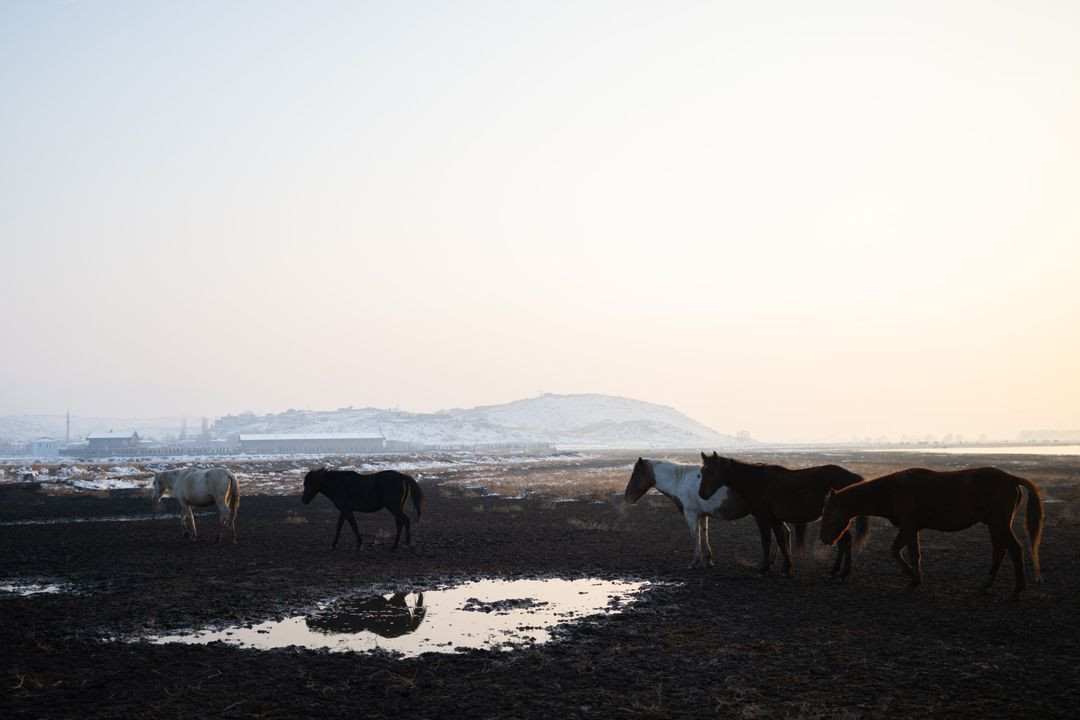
[0,395,740,449]
[217,394,741,449]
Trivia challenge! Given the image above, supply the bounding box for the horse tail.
[1017,475,1044,583]
[407,475,424,524]
[228,471,240,527]
[793,522,807,553]
[853,515,872,553]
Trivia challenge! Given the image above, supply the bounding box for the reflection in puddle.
[148,578,647,657]
[0,580,74,596]
[307,593,426,638]
[0,513,206,527]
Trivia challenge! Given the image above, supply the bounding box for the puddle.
[0,580,76,596]
[0,512,211,526]
[146,577,648,657]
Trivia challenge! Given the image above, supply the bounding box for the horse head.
[624,458,656,504]
[301,467,327,504]
[151,471,169,503]
[697,451,729,500]
[819,488,853,546]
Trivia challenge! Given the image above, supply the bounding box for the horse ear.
[701,451,708,463]
[712,451,719,458]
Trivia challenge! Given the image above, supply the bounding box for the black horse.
[301,468,424,550]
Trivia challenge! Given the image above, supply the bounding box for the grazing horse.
[625,458,782,568]
[301,467,424,550]
[698,452,870,578]
[152,467,240,543]
[820,467,1044,598]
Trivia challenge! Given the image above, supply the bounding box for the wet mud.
[2,452,1079,719]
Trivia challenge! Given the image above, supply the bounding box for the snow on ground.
[0,451,615,498]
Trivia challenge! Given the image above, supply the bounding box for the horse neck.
[650,462,694,496]
[716,460,759,495]
[317,474,346,502]
[836,481,889,519]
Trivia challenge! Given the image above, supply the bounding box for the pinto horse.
[625,458,759,568]
[820,467,1044,598]
[698,452,870,578]
[301,468,424,550]
[153,467,240,543]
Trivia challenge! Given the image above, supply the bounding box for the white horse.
[624,457,753,568]
[152,467,240,543]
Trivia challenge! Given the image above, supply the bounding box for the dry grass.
[566,518,610,532]
[283,514,308,525]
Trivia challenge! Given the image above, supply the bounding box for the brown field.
[1,449,1078,718]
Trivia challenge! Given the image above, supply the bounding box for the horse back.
[331,470,411,513]
[874,468,1021,530]
[173,467,232,507]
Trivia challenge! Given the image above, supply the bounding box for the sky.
[2,1,1079,443]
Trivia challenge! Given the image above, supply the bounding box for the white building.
[238,433,385,454]
[29,437,60,457]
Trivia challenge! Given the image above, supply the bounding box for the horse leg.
[771,521,793,577]
[345,512,362,549]
[756,517,773,574]
[702,516,715,568]
[906,530,923,590]
[684,510,702,568]
[389,507,411,549]
[188,505,198,542]
[179,508,189,539]
[983,527,1006,594]
[891,531,912,578]
[331,511,347,549]
[1003,525,1026,600]
[833,531,853,579]
[214,500,229,543]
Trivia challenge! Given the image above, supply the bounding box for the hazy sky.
[3,1,1079,442]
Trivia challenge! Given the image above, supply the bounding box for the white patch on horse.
[626,459,746,569]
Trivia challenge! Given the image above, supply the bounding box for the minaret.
[65,410,70,442]
[179,418,187,441]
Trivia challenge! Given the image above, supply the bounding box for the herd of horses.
[152,451,1045,599]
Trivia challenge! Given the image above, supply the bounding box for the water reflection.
[306,593,425,638]
[147,577,647,657]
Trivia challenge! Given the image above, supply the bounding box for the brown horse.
[698,452,870,578]
[820,467,1043,599]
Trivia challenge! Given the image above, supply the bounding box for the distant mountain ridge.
[219,394,739,449]
[0,395,740,449]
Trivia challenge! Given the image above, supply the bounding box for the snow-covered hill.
[1,395,742,449]
[216,394,740,449]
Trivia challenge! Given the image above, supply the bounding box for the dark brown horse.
[698,452,870,578]
[820,467,1043,598]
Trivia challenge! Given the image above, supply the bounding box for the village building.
[238,433,385,454]
[29,437,60,457]
[86,430,141,454]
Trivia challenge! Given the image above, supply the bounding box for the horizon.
[3,391,1076,446]
[3,2,1079,443]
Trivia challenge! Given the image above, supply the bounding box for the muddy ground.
[2,450,1079,719]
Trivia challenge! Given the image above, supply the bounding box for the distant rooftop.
[86,431,140,440]
[238,433,384,441]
